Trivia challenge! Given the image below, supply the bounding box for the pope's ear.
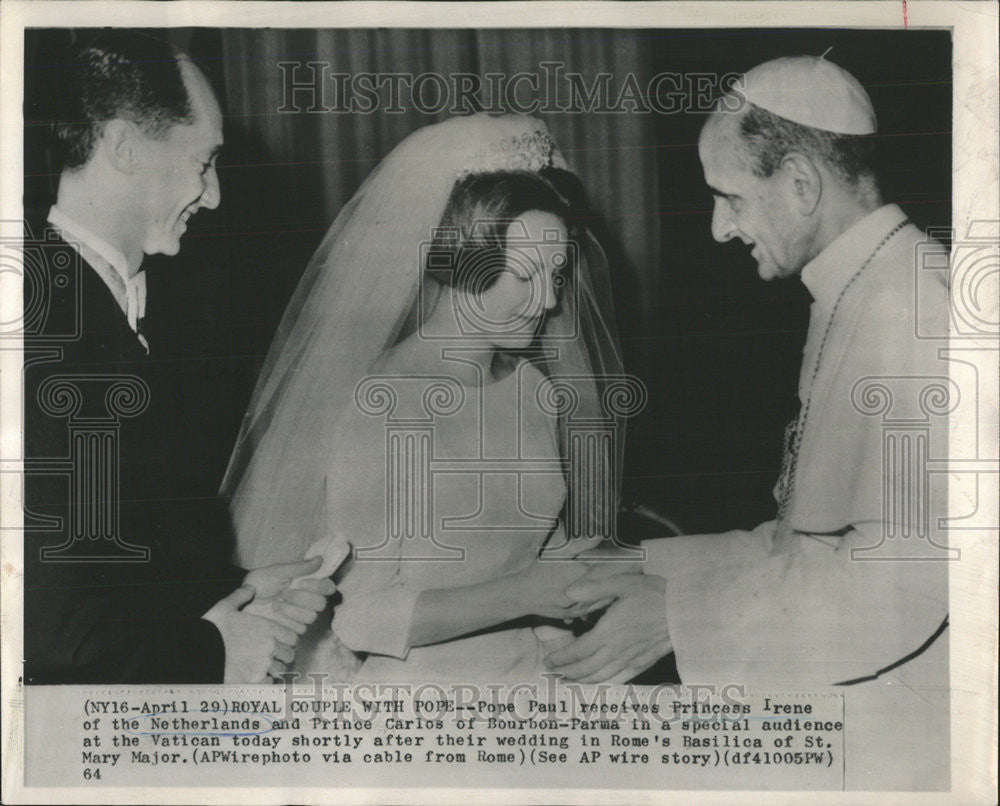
[99,119,143,174]
[779,151,822,215]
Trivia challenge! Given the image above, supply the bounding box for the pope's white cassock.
[643,204,951,789]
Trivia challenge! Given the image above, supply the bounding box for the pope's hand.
[568,554,645,614]
[545,573,672,683]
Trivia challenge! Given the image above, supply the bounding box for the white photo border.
[2,2,997,804]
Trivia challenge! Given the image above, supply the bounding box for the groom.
[23,31,333,683]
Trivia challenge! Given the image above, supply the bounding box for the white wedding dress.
[225,114,627,686]
[293,359,583,684]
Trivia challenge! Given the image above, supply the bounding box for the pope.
[547,55,951,790]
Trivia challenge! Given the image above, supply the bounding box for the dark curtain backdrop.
[216,28,662,343]
[24,28,951,535]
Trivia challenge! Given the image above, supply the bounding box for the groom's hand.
[243,556,336,633]
[202,586,299,683]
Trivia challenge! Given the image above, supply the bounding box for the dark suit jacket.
[23,226,245,683]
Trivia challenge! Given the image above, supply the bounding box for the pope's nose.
[710,196,737,243]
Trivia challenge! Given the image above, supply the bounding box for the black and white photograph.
[2,1,997,803]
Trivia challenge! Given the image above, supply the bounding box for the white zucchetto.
[738,55,878,135]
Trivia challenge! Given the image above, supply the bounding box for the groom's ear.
[100,119,143,174]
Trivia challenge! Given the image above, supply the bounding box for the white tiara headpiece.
[458,128,561,179]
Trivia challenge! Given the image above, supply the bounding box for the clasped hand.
[203,556,336,683]
[544,561,672,684]
[512,555,611,621]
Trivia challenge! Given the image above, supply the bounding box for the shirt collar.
[800,204,908,306]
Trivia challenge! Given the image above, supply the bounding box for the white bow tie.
[123,271,148,335]
[76,244,149,354]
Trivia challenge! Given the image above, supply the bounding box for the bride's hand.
[243,556,336,633]
[511,558,593,620]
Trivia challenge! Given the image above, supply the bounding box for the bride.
[222,114,627,683]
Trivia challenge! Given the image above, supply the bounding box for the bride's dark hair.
[425,169,580,292]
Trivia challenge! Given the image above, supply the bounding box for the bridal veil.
[223,113,633,569]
